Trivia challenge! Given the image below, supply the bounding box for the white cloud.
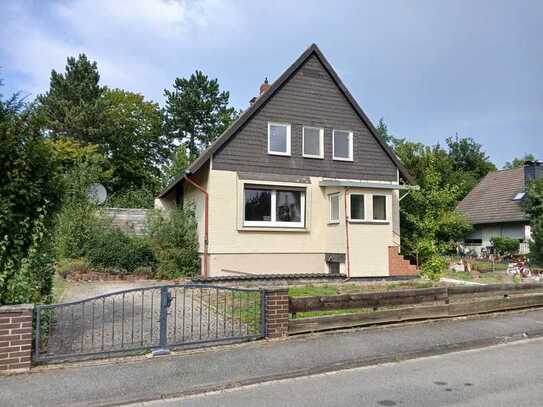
[0,0,244,101]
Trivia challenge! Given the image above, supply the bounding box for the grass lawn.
[52,273,66,303]
[444,270,513,284]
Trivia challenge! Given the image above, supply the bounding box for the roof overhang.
[319,179,420,190]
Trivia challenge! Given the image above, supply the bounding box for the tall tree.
[101,89,170,193]
[525,177,543,266]
[445,135,496,198]
[504,154,537,169]
[164,70,238,160]
[36,54,106,144]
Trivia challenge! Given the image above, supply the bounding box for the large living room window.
[268,122,291,156]
[244,186,305,227]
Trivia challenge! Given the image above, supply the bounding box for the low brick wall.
[264,288,289,338]
[0,304,33,374]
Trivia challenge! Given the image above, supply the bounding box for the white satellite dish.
[87,183,107,205]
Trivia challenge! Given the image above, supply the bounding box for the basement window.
[268,122,291,156]
[244,186,305,228]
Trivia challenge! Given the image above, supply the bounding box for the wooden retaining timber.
[288,283,543,335]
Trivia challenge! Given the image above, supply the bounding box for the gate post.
[153,286,171,356]
[0,304,33,374]
[263,288,289,338]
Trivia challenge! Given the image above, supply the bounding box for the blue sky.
[1,0,542,167]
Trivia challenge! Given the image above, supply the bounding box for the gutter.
[183,174,209,279]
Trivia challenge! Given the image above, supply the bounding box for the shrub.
[490,236,520,257]
[420,255,447,282]
[106,187,155,209]
[147,208,200,279]
[86,228,155,274]
[56,258,92,279]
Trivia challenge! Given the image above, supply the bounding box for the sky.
[1,0,542,167]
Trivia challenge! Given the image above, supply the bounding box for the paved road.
[155,338,543,407]
[3,309,543,406]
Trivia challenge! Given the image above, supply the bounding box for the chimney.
[249,78,270,106]
[259,77,270,95]
[524,160,543,187]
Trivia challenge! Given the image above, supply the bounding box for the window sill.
[268,151,291,157]
[327,221,340,225]
[238,226,309,233]
[332,157,354,162]
[348,220,390,225]
[303,155,324,160]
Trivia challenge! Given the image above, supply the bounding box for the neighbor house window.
[303,126,324,158]
[350,193,365,221]
[333,129,353,161]
[329,193,340,223]
[268,122,291,156]
[244,186,304,227]
[372,195,387,221]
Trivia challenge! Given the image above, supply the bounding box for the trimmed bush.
[147,208,200,279]
[421,255,447,282]
[490,236,520,257]
[86,228,155,274]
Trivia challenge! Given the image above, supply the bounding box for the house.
[156,44,418,278]
[457,161,543,255]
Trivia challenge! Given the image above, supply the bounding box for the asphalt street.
[154,338,543,407]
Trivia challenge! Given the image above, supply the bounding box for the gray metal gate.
[34,284,265,362]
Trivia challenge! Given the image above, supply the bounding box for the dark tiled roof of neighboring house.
[457,167,527,225]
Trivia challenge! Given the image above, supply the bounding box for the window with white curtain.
[303,126,324,158]
[329,193,340,223]
[244,186,305,227]
[333,129,353,161]
[268,122,291,156]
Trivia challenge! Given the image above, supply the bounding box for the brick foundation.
[389,246,418,276]
[264,288,289,338]
[0,304,33,374]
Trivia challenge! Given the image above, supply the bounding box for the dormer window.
[268,122,291,156]
[333,129,353,161]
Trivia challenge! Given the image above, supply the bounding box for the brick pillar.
[264,288,289,338]
[0,304,33,374]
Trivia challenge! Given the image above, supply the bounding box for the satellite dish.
[87,183,107,205]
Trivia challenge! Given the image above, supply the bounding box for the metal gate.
[34,284,265,362]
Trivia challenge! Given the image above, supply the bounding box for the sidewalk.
[2,309,543,407]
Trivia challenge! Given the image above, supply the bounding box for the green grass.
[474,260,508,271]
[288,285,338,297]
[52,273,66,303]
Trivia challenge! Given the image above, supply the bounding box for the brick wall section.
[388,246,418,276]
[0,304,33,373]
[264,288,289,338]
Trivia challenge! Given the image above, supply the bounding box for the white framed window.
[244,186,305,228]
[329,193,340,223]
[333,129,353,161]
[372,194,387,221]
[303,126,324,159]
[268,122,291,156]
[349,193,365,221]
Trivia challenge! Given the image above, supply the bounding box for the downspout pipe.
[344,188,351,280]
[184,174,209,279]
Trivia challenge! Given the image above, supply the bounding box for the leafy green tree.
[525,177,543,265]
[162,146,191,187]
[445,135,496,198]
[164,70,238,160]
[36,54,106,145]
[0,85,62,304]
[102,89,170,193]
[393,139,472,263]
[490,236,520,256]
[504,154,536,169]
[375,118,399,146]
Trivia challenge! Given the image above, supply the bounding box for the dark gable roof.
[158,43,414,198]
[457,167,527,225]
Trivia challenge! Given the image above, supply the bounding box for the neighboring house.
[457,161,543,255]
[156,44,418,278]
